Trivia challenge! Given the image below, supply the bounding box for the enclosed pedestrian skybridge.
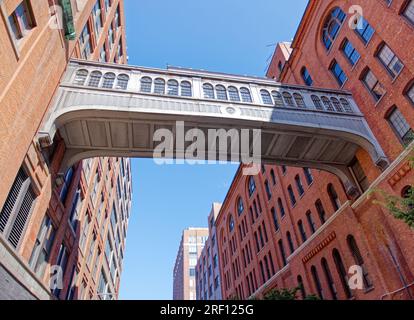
[39,60,388,195]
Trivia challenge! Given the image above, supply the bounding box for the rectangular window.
[53,243,69,298]
[330,60,347,86]
[79,214,91,252]
[362,69,386,101]
[342,39,360,66]
[0,167,37,249]
[355,17,375,44]
[377,44,404,78]
[29,213,56,277]
[403,0,414,25]
[8,1,35,41]
[387,107,414,145]
[349,158,369,192]
[80,24,92,59]
[69,187,82,231]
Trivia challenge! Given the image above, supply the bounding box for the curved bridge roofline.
[39,60,389,197]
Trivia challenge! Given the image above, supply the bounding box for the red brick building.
[0,0,131,300]
[216,0,414,300]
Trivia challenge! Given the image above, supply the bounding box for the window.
[229,215,235,233]
[294,93,305,108]
[297,275,306,299]
[0,167,37,249]
[261,90,273,105]
[228,86,240,102]
[333,249,353,298]
[93,0,103,36]
[341,39,360,66]
[303,168,313,185]
[270,169,277,185]
[315,200,327,224]
[328,184,341,211]
[402,0,414,24]
[140,77,152,93]
[330,60,347,86]
[240,88,252,103]
[306,211,316,234]
[29,214,56,277]
[69,187,82,230]
[301,67,313,86]
[80,24,92,59]
[271,207,279,232]
[265,180,272,200]
[347,235,373,289]
[80,214,91,252]
[377,43,404,78]
[248,177,256,197]
[331,98,344,112]
[88,71,102,87]
[387,107,413,145]
[281,166,287,175]
[203,84,215,99]
[354,16,375,44]
[287,231,295,254]
[312,95,324,111]
[295,175,305,196]
[278,198,286,217]
[298,220,307,243]
[74,70,88,85]
[321,258,338,300]
[288,185,296,207]
[406,82,414,105]
[283,92,295,106]
[116,74,129,90]
[278,240,287,266]
[8,1,35,41]
[181,81,192,97]
[271,91,284,107]
[153,78,165,95]
[216,85,228,100]
[340,98,353,113]
[237,198,244,216]
[102,73,115,89]
[168,80,179,96]
[321,96,335,112]
[322,8,346,50]
[53,243,69,298]
[311,266,324,299]
[349,157,369,192]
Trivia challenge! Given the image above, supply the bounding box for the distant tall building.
[173,228,209,300]
[196,203,223,301]
[0,0,130,300]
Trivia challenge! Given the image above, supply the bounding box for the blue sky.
[119,0,308,300]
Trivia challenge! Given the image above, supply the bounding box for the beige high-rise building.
[173,228,208,300]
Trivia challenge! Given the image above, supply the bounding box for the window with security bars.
[0,167,37,249]
[387,107,414,145]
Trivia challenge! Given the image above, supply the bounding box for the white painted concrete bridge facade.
[39,59,388,195]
